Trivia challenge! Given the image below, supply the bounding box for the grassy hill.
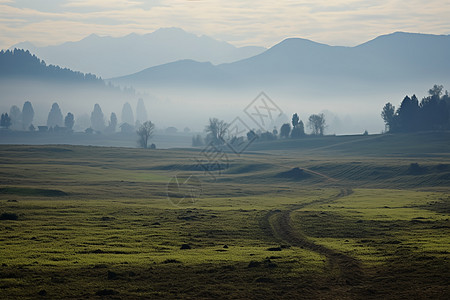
[247,131,450,157]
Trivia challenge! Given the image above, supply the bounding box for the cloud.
[66,0,133,6]
[64,0,144,9]
[1,0,449,50]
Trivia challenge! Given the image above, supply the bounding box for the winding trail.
[262,188,363,286]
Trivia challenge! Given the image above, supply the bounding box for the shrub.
[180,244,191,250]
[0,213,18,220]
[408,163,426,175]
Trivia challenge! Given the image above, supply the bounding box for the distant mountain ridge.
[3,31,450,135]
[10,28,266,78]
[0,49,103,84]
[111,32,450,92]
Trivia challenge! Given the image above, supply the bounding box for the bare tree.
[137,121,155,148]
[308,113,326,135]
[205,118,228,145]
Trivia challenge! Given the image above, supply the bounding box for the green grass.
[292,188,450,260]
[0,137,449,299]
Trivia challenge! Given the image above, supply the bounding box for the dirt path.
[262,188,363,286]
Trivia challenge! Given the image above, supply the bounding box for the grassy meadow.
[0,133,449,299]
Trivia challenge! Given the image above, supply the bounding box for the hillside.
[247,131,450,157]
[115,59,233,86]
[0,49,103,84]
[0,49,134,119]
[11,28,266,78]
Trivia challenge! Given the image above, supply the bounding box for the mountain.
[111,32,450,93]
[0,48,103,84]
[0,49,134,123]
[116,59,232,86]
[10,28,266,78]
[353,32,450,76]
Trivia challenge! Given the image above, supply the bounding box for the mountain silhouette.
[111,32,450,93]
[10,27,265,78]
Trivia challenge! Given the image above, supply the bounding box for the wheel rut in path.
[263,188,363,286]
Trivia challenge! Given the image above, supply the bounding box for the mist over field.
[2,30,450,139]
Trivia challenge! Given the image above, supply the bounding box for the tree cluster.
[193,113,326,147]
[0,113,12,129]
[278,113,325,140]
[1,101,34,130]
[382,85,450,132]
[1,98,157,149]
[1,99,151,137]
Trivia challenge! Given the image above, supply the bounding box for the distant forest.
[0,49,103,84]
[382,85,450,132]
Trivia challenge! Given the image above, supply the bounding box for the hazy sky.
[1,0,449,49]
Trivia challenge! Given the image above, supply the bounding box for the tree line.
[193,113,327,146]
[0,49,103,84]
[381,85,450,132]
[1,99,149,132]
[1,98,156,148]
